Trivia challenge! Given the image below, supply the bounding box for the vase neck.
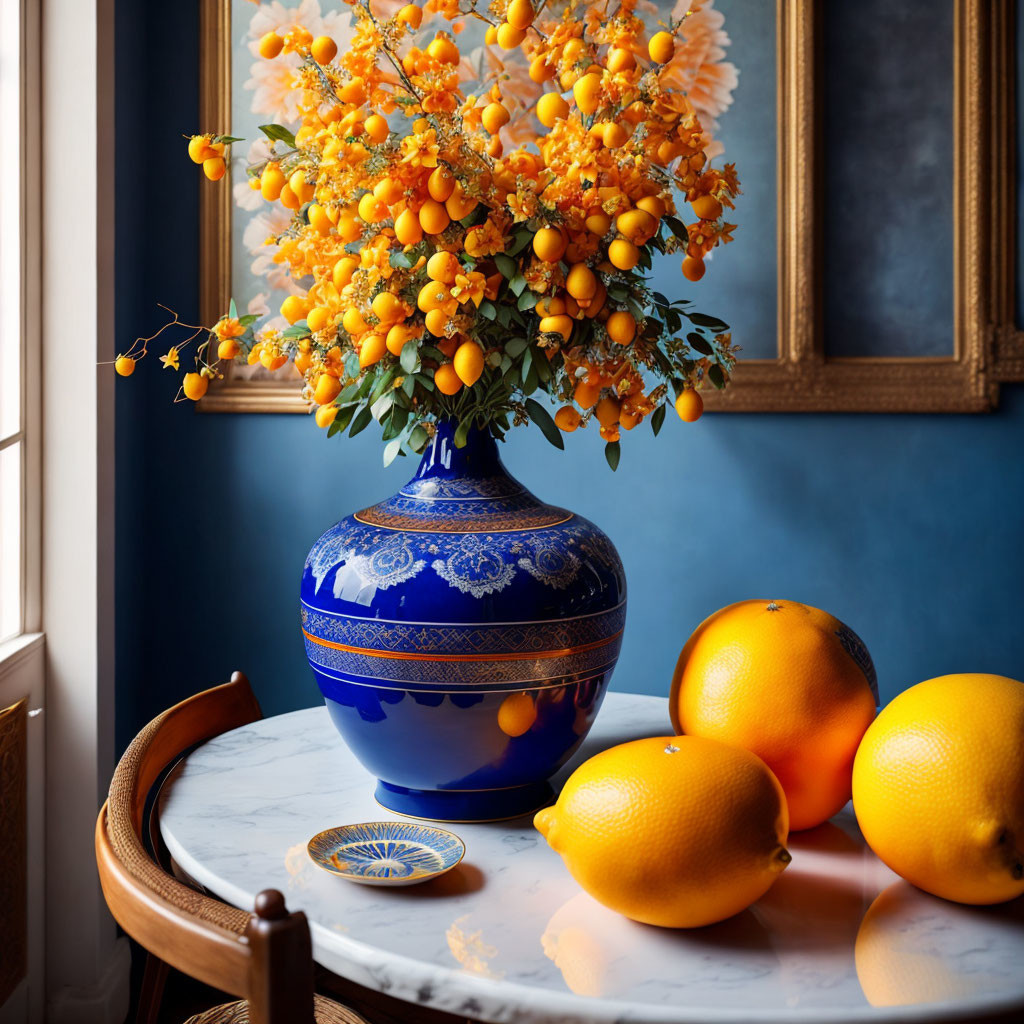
[413,422,504,484]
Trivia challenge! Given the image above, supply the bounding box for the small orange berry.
[258,31,284,59]
[506,0,534,30]
[682,256,706,282]
[364,114,389,145]
[397,4,423,29]
[394,208,424,245]
[608,238,640,271]
[217,338,241,360]
[315,405,339,429]
[691,194,723,221]
[554,406,581,432]
[533,226,567,263]
[280,295,308,324]
[202,156,226,181]
[573,380,600,409]
[359,333,388,368]
[675,388,704,422]
[311,35,337,64]
[606,310,636,345]
[481,102,511,134]
[342,307,369,335]
[307,306,332,333]
[536,92,569,128]
[418,198,450,234]
[427,250,460,284]
[529,55,555,83]
[496,22,526,49]
[260,163,286,200]
[114,355,135,376]
[434,363,463,395]
[182,372,208,401]
[648,30,675,64]
[314,373,342,406]
[427,165,456,202]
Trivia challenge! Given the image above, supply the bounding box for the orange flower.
[451,271,486,307]
[464,219,505,258]
[400,129,440,168]
[214,317,245,340]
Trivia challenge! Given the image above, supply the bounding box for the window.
[0,0,40,647]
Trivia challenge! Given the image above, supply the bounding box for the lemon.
[534,735,790,927]
[852,673,1024,904]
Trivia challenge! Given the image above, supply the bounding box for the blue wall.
[114,2,1024,750]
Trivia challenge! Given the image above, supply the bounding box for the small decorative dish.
[307,821,466,886]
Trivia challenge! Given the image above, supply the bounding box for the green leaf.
[520,347,533,382]
[370,391,395,421]
[653,291,671,307]
[349,405,373,437]
[509,273,527,297]
[389,250,415,269]
[333,404,357,434]
[495,304,512,328]
[402,374,416,398]
[604,441,621,472]
[258,123,297,149]
[237,313,259,327]
[532,346,552,383]
[525,398,564,450]
[508,230,533,256]
[400,340,420,374]
[687,312,730,331]
[454,415,474,448]
[505,337,528,358]
[517,289,538,311]
[213,134,245,144]
[479,300,497,321]
[494,253,517,279]
[651,404,667,436]
[409,424,429,452]
[665,215,688,238]
[281,323,311,340]
[687,332,714,356]
[229,298,238,319]
[708,364,726,389]
[383,437,402,467]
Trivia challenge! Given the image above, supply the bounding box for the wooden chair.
[95,672,370,1024]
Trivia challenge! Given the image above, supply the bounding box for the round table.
[159,692,1024,1024]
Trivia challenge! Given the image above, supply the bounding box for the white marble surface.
[159,693,1024,1024]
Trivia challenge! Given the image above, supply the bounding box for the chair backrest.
[95,672,316,1024]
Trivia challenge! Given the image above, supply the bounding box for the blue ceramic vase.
[300,422,626,822]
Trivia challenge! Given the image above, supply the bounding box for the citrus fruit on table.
[670,599,878,830]
[852,672,1024,905]
[534,735,790,928]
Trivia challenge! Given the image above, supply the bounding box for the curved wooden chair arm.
[99,673,263,994]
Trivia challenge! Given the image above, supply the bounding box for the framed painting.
[197,0,1019,414]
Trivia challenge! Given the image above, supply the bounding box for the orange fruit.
[433,363,463,395]
[585,212,611,236]
[692,194,723,221]
[573,381,600,409]
[605,311,635,345]
[648,30,675,64]
[682,256,705,282]
[607,238,639,271]
[364,114,389,144]
[505,0,534,30]
[529,55,555,83]
[605,47,635,73]
[182,372,208,401]
[445,182,477,220]
[453,340,484,386]
[674,388,703,422]
[307,203,334,235]
[636,195,666,219]
[217,338,240,360]
[538,314,573,341]
[533,226,566,263]
[554,406,581,432]
[313,374,341,406]
[311,35,337,64]
[671,600,878,831]
[202,157,226,182]
[424,308,450,336]
[481,102,510,134]
[418,198,450,234]
[260,163,286,201]
[852,673,1024,905]
[306,306,331,333]
[114,355,135,376]
[359,333,387,368]
[426,250,460,284]
[394,208,423,245]
[534,736,790,927]
[427,165,456,202]
[536,92,569,128]
[417,281,453,313]
[332,256,358,289]
[565,264,597,302]
[497,692,536,737]
[342,307,368,335]
[397,4,423,29]
[258,31,284,59]
[315,405,338,429]
[280,295,308,324]
[496,22,525,49]
[572,73,602,115]
[594,395,620,427]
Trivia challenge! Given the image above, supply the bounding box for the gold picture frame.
[198,0,1020,414]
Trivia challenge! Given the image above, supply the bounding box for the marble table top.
[159,692,1024,1024]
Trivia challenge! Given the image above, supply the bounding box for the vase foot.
[374,779,554,823]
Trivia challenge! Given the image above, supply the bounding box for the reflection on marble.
[159,693,1024,1024]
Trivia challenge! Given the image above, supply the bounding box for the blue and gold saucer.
[307,821,465,886]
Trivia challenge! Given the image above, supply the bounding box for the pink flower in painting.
[232,139,275,212]
[665,0,738,150]
[244,1,355,123]
[243,206,305,295]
